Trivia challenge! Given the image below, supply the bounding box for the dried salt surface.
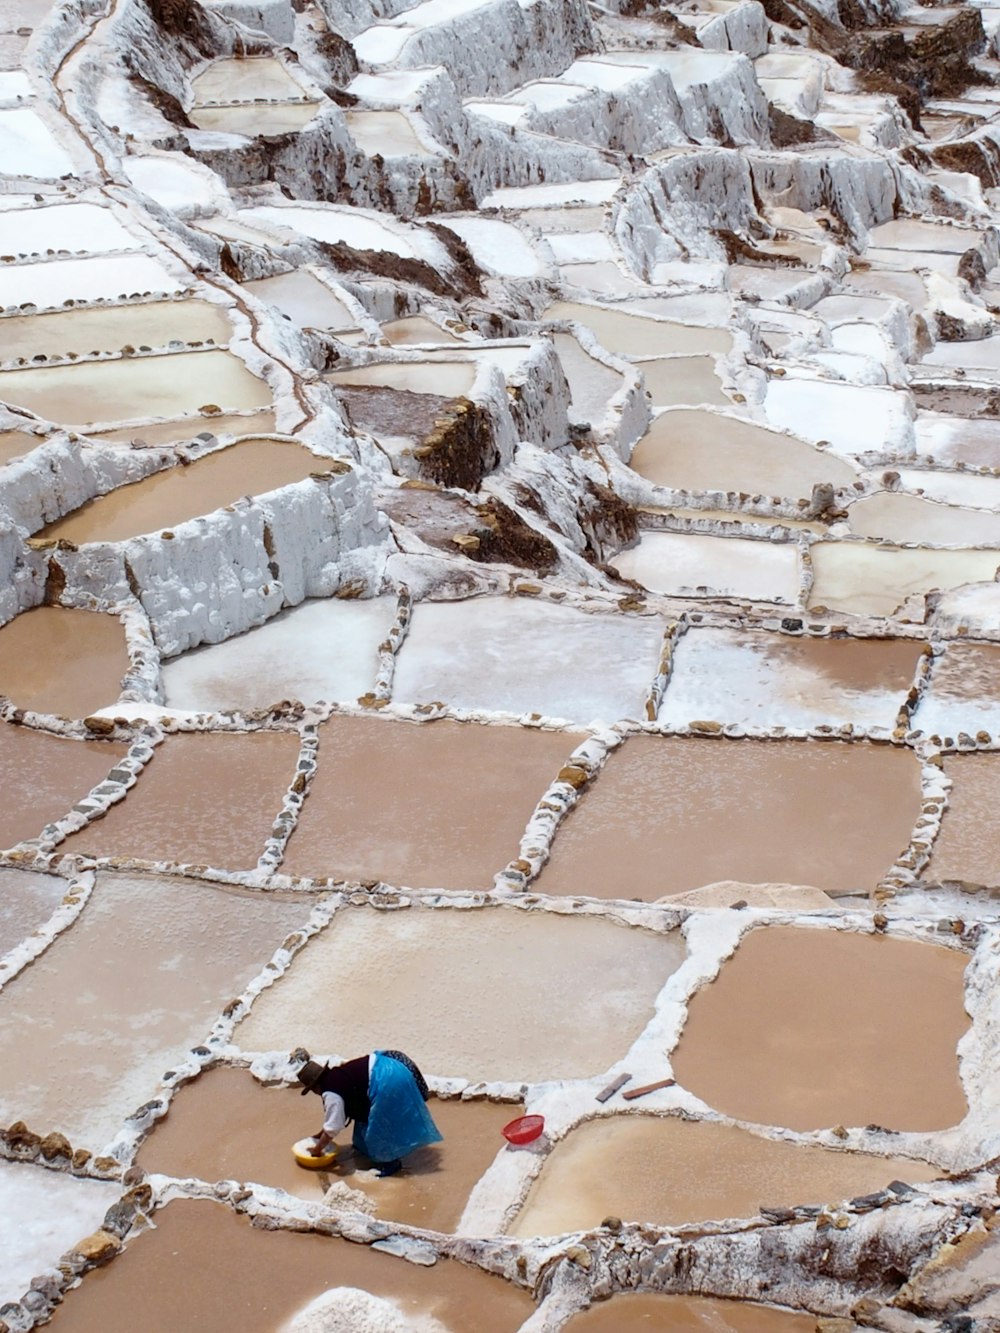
[0,867,68,956]
[535,737,922,899]
[0,299,233,361]
[345,110,426,156]
[672,926,969,1133]
[0,724,126,851]
[611,532,801,604]
[0,1161,120,1307]
[659,627,922,730]
[551,332,622,424]
[509,1117,942,1238]
[281,715,580,889]
[437,217,543,278]
[0,202,141,257]
[763,377,910,458]
[0,255,183,310]
[162,597,396,711]
[241,206,435,263]
[392,598,664,724]
[0,872,310,1147]
[235,904,683,1082]
[91,409,277,447]
[42,439,335,544]
[807,543,1000,617]
[927,754,1000,887]
[191,56,306,103]
[59,731,301,869]
[45,1199,534,1333]
[913,643,1000,738]
[0,108,74,177]
[562,1293,822,1331]
[136,1066,513,1233]
[0,607,128,718]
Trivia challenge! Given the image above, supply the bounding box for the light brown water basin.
[60,731,300,869]
[928,753,1000,886]
[510,1116,942,1237]
[807,543,1000,617]
[327,361,476,397]
[0,300,232,362]
[563,1293,835,1331]
[47,1198,534,1333]
[672,926,968,1132]
[0,607,128,717]
[346,109,426,156]
[0,350,271,427]
[381,316,463,345]
[90,409,277,446]
[0,872,309,1146]
[137,1066,512,1231]
[235,904,684,1082]
[281,714,579,889]
[630,409,856,499]
[848,491,1000,546]
[0,430,43,466]
[544,301,732,356]
[0,723,126,850]
[244,271,356,331]
[190,103,321,134]
[40,439,335,544]
[639,356,729,408]
[914,643,1000,740]
[0,867,68,956]
[535,737,921,899]
[191,56,307,104]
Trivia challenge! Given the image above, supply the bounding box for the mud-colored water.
[327,361,476,396]
[60,731,300,869]
[638,356,729,408]
[381,315,462,345]
[629,409,856,500]
[510,1115,942,1236]
[807,543,1000,617]
[0,300,232,362]
[137,1066,513,1231]
[563,1293,836,1331]
[928,754,1000,886]
[544,301,731,356]
[41,439,336,544]
[535,736,922,898]
[0,723,126,851]
[281,714,579,889]
[0,867,67,956]
[0,872,309,1146]
[672,926,968,1132]
[235,903,684,1083]
[0,606,128,717]
[0,429,39,465]
[47,1199,534,1332]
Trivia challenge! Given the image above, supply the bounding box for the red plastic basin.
[502,1114,545,1145]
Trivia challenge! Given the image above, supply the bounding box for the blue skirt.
[352,1051,443,1163]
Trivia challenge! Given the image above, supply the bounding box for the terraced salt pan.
[913,644,1000,739]
[922,336,1000,373]
[60,731,301,869]
[47,1199,535,1333]
[345,110,426,156]
[0,109,74,177]
[437,217,543,278]
[162,596,397,711]
[0,299,232,361]
[847,491,1000,546]
[564,1294,834,1331]
[0,1162,120,1308]
[0,203,141,257]
[535,737,922,899]
[241,205,442,263]
[807,543,1000,617]
[915,413,1000,470]
[764,376,910,458]
[190,103,321,134]
[41,439,334,544]
[0,430,42,464]
[629,409,856,500]
[90,409,277,447]
[137,1067,512,1232]
[327,361,475,396]
[0,254,183,310]
[927,754,1000,887]
[867,219,984,252]
[551,332,622,424]
[559,261,647,295]
[244,272,356,331]
[611,532,800,604]
[124,156,223,214]
[544,301,732,356]
[393,599,663,723]
[506,79,589,112]
[639,356,729,409]
[191,56,307,104]
[281,714,580,889]
[510,1117,942,1238]
[673,926,969,1132]
[235,903,683,1082]
[481,179,620,209]
[0,606,128,718]
[0,872,309,1147]
[0,349,269,428]
[0,867,68,957]
[0,724,126,851]
[659,627,922,730]
[898,468,1000,512]
[381,316,462,345]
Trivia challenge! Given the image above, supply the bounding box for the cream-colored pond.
[0,872,310,1147]
[90,409,277,447]
[0,430,40,466]
[0,866,68,957]
[544,301,732,356]
[191,56,307,104]
[612,531,801,604]
[0,723,126,851]
[244,271,356,331]
[0,606,129,717]
[235,903,684,1083]
[847,491,1000,547]
[40,439,336,544]
[0,300,232,362]
[190,103,321,134]
[535,736,921,898]
[345,109,426,156]
[672,926,969,1132]
[808,543,1000,617]
[639,356,729,408]
[509,1116,942,1236]
[0,350,270,427]
[928,753,1000,887]
[381,315,463,345]
[327,360,476,396]
[630,409,857,500]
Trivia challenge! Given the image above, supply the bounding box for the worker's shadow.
[333,1142,445,1179]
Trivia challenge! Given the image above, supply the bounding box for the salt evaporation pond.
[535,737,921,898]
[327,360,476,396]
[391,597,664,723]
[0,867,68,956]
[913,643,1000,738]
[544,301,732,356]
[438,216,543,278]
[244,272,356,331]
[190,55,307,103]
[629,409,857,500]
[638,355,729,408]
[381,315,462,344]
[808,543,1000,617]
[0,201,140,257]
[927,754,1000,887]
[46,1199,534,1332]
[659,627,922,730]
[0,255,183,311]
[137,1066,512,1232]
[672,926,969,1132]
[0,299,232,361]
[345,109,425,155]
[41,439,336,544]
[280,714,579,889]
[552,331,622,424]
[91,408,278,447]
[611,532,801,603]
[0,872,310,1147]
[235,904,683,1082]
[0,607,128,718]
[763,377,910,458]
[0,430,40,466]
[0,724,126,850]
[60,731,300,869]
[510,1116,941,1237]
[847,491,1000,546]
[563,1293,827,1331]
[0,350,270,428]
[190,103,320,134]
[0,1162,121,1308]
[162,597,396,711]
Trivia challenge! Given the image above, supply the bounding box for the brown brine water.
[0,606,129,717]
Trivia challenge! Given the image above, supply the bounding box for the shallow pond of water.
[913,643,1000,739]
[191,56,307,104]
[190,103,321,134]
[345,109,426,156]
[0,254,182,311]
[551,331,622,424]
[0,866,68,957]
[0,723,126,851]
[543,301,731,356]
[0,300,231,362]
[638,356,729,408]
[244,271,356,331]
[847,491,1000,546]
[611,531,801,604]
[807,543,1000,617]
[563,1293,848,1331]
[380,315,463,345]
[327,360,476,397]
[0,606,129,718]
[89,409,277,447]
[928,753,1000,886]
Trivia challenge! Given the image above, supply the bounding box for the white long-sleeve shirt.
[320,1054,374,1134]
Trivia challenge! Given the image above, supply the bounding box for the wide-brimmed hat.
[297,1059,326,1095]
